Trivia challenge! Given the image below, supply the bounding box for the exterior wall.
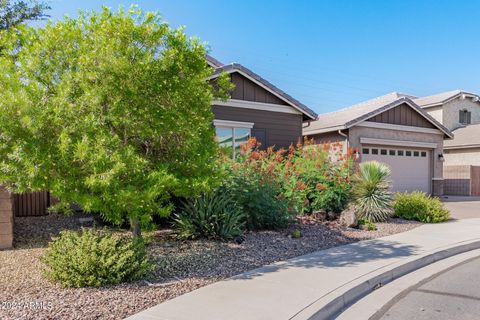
[440,98,480,131]
[229,73,288,105]
[367,103,435,128]
[348,126,445,195]
[425,106,443,125]
[307,131,348,159]
[0,187,13,249]
[212,105,303,149]
[308,131,346,144]
[444,147,480,166]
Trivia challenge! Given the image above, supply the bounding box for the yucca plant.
[351,161,393,222]
[174,190,245,240]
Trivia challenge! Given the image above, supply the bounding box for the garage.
[361,146,431,193]
[303,93,453,196]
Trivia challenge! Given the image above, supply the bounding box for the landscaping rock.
[358,223,369,231]
[3,214,421,320]
[339,206,358,228]
[311,210,327,221]
[327,211,338,221]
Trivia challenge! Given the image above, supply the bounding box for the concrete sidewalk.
[127,219,480,320]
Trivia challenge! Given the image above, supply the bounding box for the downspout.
[338,129,352,179]
[337,129,349,154]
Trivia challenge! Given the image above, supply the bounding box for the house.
[303,93,453,196]
[414,90,480,195]
[414,90,480,165]
[207,56,317,157]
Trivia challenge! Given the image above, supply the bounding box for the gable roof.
[207,59,317,120]
[303,92,453,138]
[444,123,480,149]
[414,90,479,108]
[206,55,224,68]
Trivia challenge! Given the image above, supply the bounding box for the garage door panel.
[362,147,430,193]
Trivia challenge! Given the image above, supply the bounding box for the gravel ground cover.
[0,214,421,320]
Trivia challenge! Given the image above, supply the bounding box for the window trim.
[214,120,253,159]
[459,109,471,125]
[213,119,254,129]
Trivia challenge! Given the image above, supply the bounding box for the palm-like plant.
[351,161,393,222]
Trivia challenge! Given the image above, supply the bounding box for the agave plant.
[351,161,393,222]
[174,189,245,240]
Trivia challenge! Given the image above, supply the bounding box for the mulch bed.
[0,214,421,320]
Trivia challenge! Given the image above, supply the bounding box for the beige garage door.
[362,146,431,193]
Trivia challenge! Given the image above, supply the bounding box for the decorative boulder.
[339,205,358,228]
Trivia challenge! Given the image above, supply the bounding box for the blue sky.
[41,0,480,114]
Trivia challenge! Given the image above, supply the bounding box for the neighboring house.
[303,93,453,196]
[413,90,480,166]
[207,56,317,157]
[414,90,480,195]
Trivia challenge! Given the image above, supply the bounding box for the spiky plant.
[174,190,245,240]
[351,161,393,222]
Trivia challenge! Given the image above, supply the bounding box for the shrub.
[174,190,245,240]
[224,167,293,230]
[358,219,377,231]
[352,161,393,222]
[394,192,450,223]
[313,187,350,213]
[227,138,354,218]
[42,229,154,288]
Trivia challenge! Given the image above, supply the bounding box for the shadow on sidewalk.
[233,239,419,280]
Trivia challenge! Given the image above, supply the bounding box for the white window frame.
[213,120,254,159]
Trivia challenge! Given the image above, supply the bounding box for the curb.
[291,238,480,320]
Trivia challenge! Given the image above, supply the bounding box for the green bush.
[174,190,245,239]
[358,219,377,231]
[313,187,350,213]
[42,229,154,288]
[352,161,393,222]
[225,169,293,230]
[394,192,450,223]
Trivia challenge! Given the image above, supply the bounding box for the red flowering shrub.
[224,138,355,216]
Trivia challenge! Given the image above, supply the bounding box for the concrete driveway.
[441,196,480,220]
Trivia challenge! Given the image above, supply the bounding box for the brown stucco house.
[414,90,480,195]
[303,93,453,196]
[207,56,317,157]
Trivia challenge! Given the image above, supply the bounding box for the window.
[397,150,404,156]
[421,151,427,157]
[372,148,379,155]
[413,151,420,157]
[389,150,396,156]
[362,148,369,154]
[459,109,472,125]
[380,149,387,155]
[406,151,412,156]
[214,120,253,158]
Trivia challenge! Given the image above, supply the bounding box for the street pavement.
[377,256,480,320]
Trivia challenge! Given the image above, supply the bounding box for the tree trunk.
[130,217,141,238]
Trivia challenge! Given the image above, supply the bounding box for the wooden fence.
[13,191,50,217]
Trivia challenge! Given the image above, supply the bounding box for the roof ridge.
[317,92,403,118]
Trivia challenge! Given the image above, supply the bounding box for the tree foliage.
[0,7,232,233]
[0,0,50,30]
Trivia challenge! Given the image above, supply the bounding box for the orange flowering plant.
[222,138,355,218]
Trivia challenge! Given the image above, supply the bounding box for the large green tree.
[0,0,50,30]
[0,7,231,236]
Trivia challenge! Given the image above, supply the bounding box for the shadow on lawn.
[231,239,419,280]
